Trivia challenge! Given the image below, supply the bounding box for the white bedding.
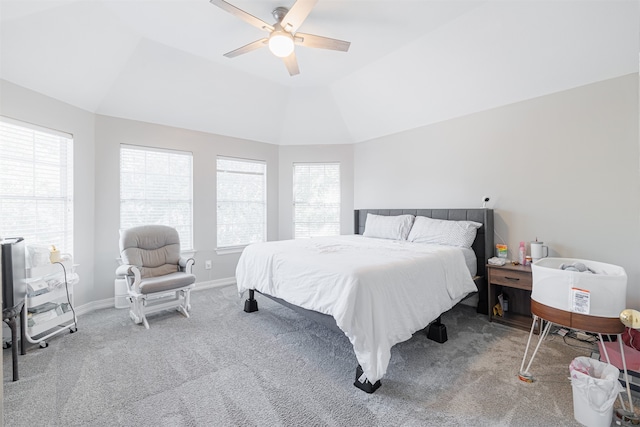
[235,235,478,383]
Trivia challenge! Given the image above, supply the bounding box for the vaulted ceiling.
[1,0,638,145]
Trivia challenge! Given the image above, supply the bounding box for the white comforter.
[235,235,477,383]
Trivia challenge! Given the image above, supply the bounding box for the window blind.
[120,144,193,250]
[0,117,74,254]
[293,162,340,238]
[216,156,266,249]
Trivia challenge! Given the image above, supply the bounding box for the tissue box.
[531,258,627,318]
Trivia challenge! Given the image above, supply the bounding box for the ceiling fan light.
[269,32,294,58]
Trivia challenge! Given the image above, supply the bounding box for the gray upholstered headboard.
[354,209,494,278]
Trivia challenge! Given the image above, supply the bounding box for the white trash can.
[570,356,622,427]
[114,278,129,309]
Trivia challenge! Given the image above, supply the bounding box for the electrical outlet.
[205,260,212,270]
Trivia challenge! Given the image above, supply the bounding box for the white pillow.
[363,213,415,240]
[407,216,482,248]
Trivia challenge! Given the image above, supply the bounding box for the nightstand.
[487,263,533,331]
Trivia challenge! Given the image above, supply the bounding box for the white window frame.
[293,162,341,239]
[216,156,266,252]
[0,116,74,255]
[119,144,194,251]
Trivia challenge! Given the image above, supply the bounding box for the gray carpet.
[2,285,622,426]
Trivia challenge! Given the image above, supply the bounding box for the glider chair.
[115,225,195,329]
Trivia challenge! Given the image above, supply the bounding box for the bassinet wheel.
[39,341,48,348]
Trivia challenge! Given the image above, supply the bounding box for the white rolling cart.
[23,258,78,348]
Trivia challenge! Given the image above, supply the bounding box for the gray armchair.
[115,225,195,329]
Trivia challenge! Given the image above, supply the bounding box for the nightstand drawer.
[489,269,532,291]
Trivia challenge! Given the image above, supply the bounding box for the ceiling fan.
[209,0,350,76]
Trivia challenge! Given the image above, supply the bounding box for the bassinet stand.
[519,300,633,414]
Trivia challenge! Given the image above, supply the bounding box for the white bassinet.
[531,257,627,318]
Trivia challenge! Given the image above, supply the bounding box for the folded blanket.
[559,262,595,274]
[488,256,506,266]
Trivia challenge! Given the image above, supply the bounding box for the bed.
[236,208,494,393]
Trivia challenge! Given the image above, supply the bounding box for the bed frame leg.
[427,316,448,343]
[244,290,259,313]
[354,365,381,393]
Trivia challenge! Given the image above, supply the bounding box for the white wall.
[0,79,356,308]
[354,73,640,306]
[0,79,283,305]
[94,115,280,301]
[278,145,355,240]
[3,74,640,310]
[0,80,96,307]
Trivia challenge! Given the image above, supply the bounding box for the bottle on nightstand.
[518,241,526,265]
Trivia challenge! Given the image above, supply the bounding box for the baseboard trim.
[74,277,236,316]
[75,298,115,316]
[193,278,236,291]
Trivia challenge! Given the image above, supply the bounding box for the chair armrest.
[115,264,134,278]
[115,264,142,293]
[179,257,195,274]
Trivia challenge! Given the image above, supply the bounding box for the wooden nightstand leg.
[534,317,543,335]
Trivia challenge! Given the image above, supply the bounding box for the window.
[216,156,266,249]
[120,144,193,250]
[293,163,340,238]
[0,117,74,254]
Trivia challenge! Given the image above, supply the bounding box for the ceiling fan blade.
[294,32,350,52]
[281,0,318,33]
[223,38,268,58]
[209,0,274,32]
[282,52,300,76]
